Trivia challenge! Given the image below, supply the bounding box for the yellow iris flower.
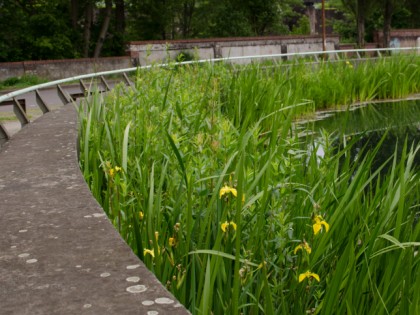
[144,249,155,258]
[293,241,312,254]
[169,237,176,247]
[107,164,121,178]
[221,221,229,232]
[221,221,237,232]
[219,185,237,199]
[313,215,330,235]
[298,270,320,283]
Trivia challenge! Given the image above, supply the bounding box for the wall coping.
[0,56,131,67]
[128,34,340,45]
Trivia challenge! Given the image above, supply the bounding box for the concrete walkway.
[0,104,189,314]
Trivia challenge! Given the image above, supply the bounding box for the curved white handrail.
[0,46,418,104]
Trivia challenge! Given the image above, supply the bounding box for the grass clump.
[0,75,47,90]
[79,56,420,314]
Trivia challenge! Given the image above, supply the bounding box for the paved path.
[0,104,188,314]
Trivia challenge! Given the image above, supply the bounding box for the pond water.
[300,98,420,171]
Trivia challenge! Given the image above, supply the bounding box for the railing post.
[13,98,30,126]
[100,76,111,91]
[0,122,10,146]
[281,44,287,61]
[123,73,133,87]
[57,85,72,105]
[80,79,88,95]
[35,90,50,114]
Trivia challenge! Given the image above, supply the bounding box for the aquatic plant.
[79,56,420,314]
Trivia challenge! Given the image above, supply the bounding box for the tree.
[0,0,76,61]
[405,0,420,28]
[74,0,126,57]
[381,0,407,48]
[0,0,27,61]
[200,0,253,37]
[82,1,94,57]
[173,0,196,38]
[192,0,303,37]
[126,0,175,40]
[1,0,419,62]
[383,0,394,48]
[115,0,125,34]
[340,0,378,47]
[93,0,113,58]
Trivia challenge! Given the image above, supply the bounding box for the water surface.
[301,99,420,170]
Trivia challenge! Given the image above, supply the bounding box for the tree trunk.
[182,2,189,38]
[356,0,365,48]
[383,0,394,48]
[83,1,93,58]
[181,0,195,38]
[115,0,125,34]
[93,0,113,58]
[305,5,316,35]
[70,0,79,30]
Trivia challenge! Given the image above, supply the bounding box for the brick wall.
[373,29,420,48]
[0,56,133,81]
[127,35,341,65]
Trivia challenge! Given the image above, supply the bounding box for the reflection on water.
[301,99,420,170]
[308,99,420,136]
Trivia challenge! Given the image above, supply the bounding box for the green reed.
[79,56,420,314]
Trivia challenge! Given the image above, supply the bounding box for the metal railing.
[0,46,418,146]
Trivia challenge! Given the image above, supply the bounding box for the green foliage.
[335,0,420,46]
[126,0,173,40]
[30,33,75,60]
[405,0,420,28]
[80,56,420,314]
[1,0,420,61]
[176,51,196,62]
[292,16,311,35]
[204,1,253,37]
[0,1,28,61]
[0,0,76,61]
[331,11,357,43]
[0,75,47,90]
